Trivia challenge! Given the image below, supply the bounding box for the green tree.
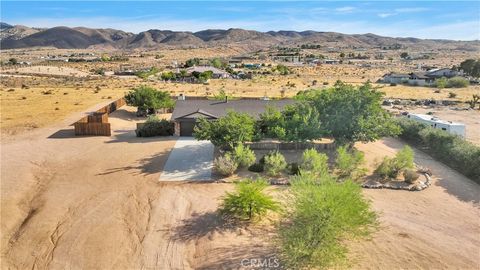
[304,81,401,145]
[185,58,201,67]
[219,179,278,221]
[459,59,477,77]
[194,110,256,149]
[256,104,323,142]
[339,52,345,58]
[124,86,174,115]
[211,58,224,69]
[400,52,409,59]
[8,58,17,65]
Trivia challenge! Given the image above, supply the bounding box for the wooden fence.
[74,123,111,136]
[74,98,125,136]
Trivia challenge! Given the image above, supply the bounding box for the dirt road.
[1,105,479,269]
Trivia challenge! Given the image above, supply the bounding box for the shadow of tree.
[171,211,283,269]
[171,211,237,242]
[97,149,172,176]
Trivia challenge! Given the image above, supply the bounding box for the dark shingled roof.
[171,98,295,120]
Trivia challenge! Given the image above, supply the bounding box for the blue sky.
[1,1,479,40]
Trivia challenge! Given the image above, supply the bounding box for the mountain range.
[1,23,478,51]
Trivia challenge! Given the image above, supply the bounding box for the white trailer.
[406,113,466,138]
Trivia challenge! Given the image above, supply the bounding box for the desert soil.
[1,105,479,269]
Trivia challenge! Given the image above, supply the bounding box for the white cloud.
[378,13,395,18]
[394,7,429,13]
[335,6,356,13]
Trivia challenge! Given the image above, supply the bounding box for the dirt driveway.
[160,137,214,181]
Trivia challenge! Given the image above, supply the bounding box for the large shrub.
[335,146,366,180]
[228,144,256,168]
[194,110,256,149]
[214,154,238,176]
[299,148,329,176]
[219,179,279,220]
[397,119,480,181]
[136,117,174,137]
[279,175,377,269]
[446,76,469,88]
[264,151,287,177]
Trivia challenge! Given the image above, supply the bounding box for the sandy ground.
[1,105,275,270]
[1,103,479,269]
[2,66,91,77]
[351,138,480,269]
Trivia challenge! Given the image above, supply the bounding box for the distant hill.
[1,23,479,51]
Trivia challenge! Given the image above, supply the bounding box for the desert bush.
[264,151,287,177]
[279,175,377,269]
[403,169,420,184]
[390,83,397,86]
[228,144,256,168]
[446,77,469,88]
[248,163,264,173]
[219,179,278,220]
[335,146,366,180]
[299,148,329,176]
[448,92,457,98]
[214,154,238,176]
[374,146,414,179]
[136,118,173,137]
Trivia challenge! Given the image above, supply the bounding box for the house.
[408,72,435,86]
[171,98,294,136]
[406,113,465,138]
[186,66,230,79]
[382,73,410,84]
[425,68,462,78]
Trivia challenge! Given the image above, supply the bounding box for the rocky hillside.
[1,23,478,51]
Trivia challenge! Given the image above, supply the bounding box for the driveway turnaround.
[160,137,214,181]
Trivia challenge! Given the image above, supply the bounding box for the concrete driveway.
[160,137,214,181]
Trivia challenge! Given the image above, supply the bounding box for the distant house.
[382,73,410,84]
[408,72,434,86]
[424,68,462,78]
[186,66,230,79]
[406,113,465,138]
[171,97,294,136]
[323,59,340,65]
